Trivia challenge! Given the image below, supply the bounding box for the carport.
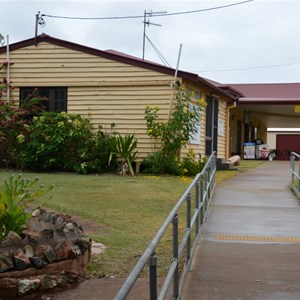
[229,83,300,159]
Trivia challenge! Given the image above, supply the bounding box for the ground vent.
[214,233,300,243]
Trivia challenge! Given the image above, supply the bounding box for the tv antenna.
[142,10,167,60]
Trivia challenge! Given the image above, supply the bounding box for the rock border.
[0,209,91,299]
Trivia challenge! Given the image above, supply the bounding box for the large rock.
[0,255,14,273]
[18,278,41,295]
[13,249,31,270]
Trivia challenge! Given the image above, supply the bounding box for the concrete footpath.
[181,161,300,300]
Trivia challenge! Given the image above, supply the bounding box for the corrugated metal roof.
[229,83,300,100]
[203,78,300,104]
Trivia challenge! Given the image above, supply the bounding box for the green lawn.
[0,159,266,277]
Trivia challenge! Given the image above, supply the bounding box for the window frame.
[19,87,68,113]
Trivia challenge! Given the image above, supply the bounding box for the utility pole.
[142,10,167,60]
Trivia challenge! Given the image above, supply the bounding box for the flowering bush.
[0,81,45,168]
[143,86,206,175]
[181,149,208,176]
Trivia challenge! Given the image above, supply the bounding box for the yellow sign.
[295,106,300,113]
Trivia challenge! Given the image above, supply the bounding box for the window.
[189,103,201,145]
[187,88,202,101]
[20,87,67,112]
[193,90,202,100]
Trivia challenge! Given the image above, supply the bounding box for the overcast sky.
[1,0,300,84]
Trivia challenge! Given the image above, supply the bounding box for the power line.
[153,0,255,18]
[42,0,254,21]
[197,60,300,73]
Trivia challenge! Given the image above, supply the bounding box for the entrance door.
[205,96,218,155]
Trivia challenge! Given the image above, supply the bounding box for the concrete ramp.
[181,161,300,300]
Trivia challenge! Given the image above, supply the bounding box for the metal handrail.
[114,152,217,300]
[290,152,300,198]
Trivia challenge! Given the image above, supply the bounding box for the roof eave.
[197,77,238,103]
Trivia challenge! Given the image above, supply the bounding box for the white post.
[6,34,10,103]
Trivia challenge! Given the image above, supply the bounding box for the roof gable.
[0,33,198,80]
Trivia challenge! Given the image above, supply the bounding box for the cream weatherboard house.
[0,34,237,167]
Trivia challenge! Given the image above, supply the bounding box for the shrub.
[17,113,120,174]
[181,149,208,176]
[0,77,116,174]
[17,112,94,173]
[143,85,206,175]
[0,174,53,241]
[84,128,118,174]
[142,151,182,175]
[0,84,45,168]
[143,149,207,176]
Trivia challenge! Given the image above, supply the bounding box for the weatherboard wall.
[2,42,175,160]
[1,41,215,160]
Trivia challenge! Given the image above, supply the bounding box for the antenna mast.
[142,10,167,60]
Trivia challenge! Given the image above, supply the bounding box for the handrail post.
[172,214,179,300]
[212,155,216,186]
[200,177,204,225]
[186,193,191,261]
[207,167,211,200]
[149,253,157,300]
[291,153,295,187]
[195,181,200,236]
